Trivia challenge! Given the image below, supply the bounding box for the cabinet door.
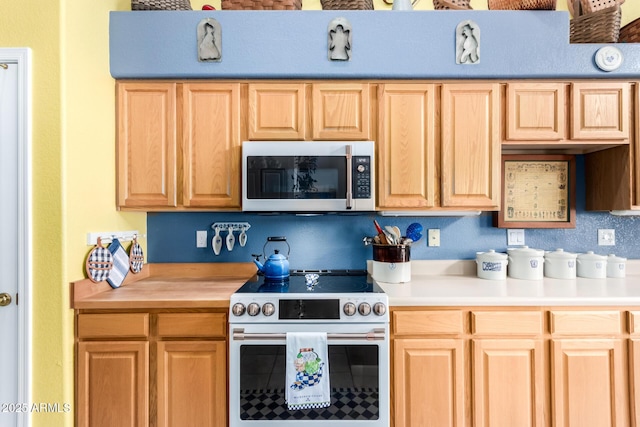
[441,83,501,209]
[77,341,149,427]
[117,82,177,208]
[394,338,467,427]
[631,339,640,427]
[506,82,565,141]
[472,339,546,427]
[182,83,241,208]
[312,83,370,140]
[157,341,227,427]
[248,83,306,140]
[551,339,629,427]
[378,84,437,209]
[571,82,630,140]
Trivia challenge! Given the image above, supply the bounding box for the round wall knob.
[0,293,11,307]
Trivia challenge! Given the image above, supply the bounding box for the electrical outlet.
[598,229,615,246]
[428,229,440,247]
[507,229,525,246]
[196,230,208,248]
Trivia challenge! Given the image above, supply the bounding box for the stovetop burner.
[234,269,383,294]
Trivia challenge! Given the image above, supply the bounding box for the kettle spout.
[252,256,265,273]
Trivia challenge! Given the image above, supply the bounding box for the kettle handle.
[264,236,291,258]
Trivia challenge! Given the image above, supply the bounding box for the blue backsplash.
[148,156,640,269]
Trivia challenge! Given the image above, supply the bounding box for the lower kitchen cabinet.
[75,310,227,427]
[391,307,635,427]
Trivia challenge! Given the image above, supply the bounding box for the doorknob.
[0,293,11,307]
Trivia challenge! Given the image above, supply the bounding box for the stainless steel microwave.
[242,141,375,212]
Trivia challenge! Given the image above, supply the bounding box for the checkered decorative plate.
[85,238,114,283]
[129,238,144,274]
[240,388,379,420]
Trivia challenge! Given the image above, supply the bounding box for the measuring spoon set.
[211,222,251,256]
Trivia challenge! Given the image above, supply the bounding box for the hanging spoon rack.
[211,222,251,232]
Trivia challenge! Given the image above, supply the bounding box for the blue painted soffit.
[110,10,640,79]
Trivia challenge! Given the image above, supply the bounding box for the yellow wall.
[0,0,638,426]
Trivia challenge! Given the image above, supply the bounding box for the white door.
[0,48,32,427]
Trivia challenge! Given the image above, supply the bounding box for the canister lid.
[508,246,544,257]
[607,254,627,262]
[577,251,607,261]
[545,248,577,260]
[476,249,507,261]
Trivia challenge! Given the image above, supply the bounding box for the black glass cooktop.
[235,270,384,294]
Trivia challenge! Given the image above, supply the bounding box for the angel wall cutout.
[328,18,352,61]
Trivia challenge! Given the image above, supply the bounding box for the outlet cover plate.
[428,229,440,247]
[196,230,208,248]
[598,229,615,246]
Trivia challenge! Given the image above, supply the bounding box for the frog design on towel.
[290,348,324,391]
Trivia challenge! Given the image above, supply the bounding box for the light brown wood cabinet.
[570,82,630,141]
[247,82,371,140]
[76,310,228,427]
[391,307,636,427]
[378,83,500,211]
[505,82,566,141]
[117,81,242,210]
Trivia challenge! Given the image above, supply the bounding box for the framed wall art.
[495,154,576,229]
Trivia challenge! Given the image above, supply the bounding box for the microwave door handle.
[346,145,353,209]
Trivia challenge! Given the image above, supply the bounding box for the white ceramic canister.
[476,250,508,280]
[607,254,626,278]
[507,246,544,280]
[544,249,577,280]
[576,251,607,279]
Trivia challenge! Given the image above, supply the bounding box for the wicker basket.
[321,0,374,9]
[619,17,640,43]
[131,0,192,9]
[488,0,556,9]
[221,0,302,9]
[570,5,621,43]
[433,0,472,10]
[579,0,624,13]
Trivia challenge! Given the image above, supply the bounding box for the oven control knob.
[373,302,387,316]
[232,303,246,317]
[262,302,275,317]
[357,164,366,173]
[343,302,356,316]
[358,302,371,316]
[247,302,261,316]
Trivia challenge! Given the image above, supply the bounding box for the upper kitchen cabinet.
[248,83,306,140]
[441,83,501,210]
[181,82,241,209]
[248,82,371,140]
[505,82,565,141]
[117,82,177,208]
[377,83,437,209]
[311,83,371,140]
[570,82,630,141]
[117,81,242,211]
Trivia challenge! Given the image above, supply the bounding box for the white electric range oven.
[228,270,389,426]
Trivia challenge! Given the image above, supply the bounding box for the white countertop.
[377,260,640,307]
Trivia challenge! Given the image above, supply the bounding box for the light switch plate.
[598,229,615,246]
[507,229,525,246]
[196,230,208,248]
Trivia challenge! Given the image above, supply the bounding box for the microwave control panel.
[353,156,371,199]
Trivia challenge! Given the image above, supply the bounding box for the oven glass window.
[246,156,347,200]
[239,344,379,421]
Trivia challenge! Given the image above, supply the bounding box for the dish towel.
[285,332,331,411]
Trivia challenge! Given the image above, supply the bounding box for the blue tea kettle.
[252,236,290,281]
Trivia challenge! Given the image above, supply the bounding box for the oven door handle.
[232,328,386,341]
